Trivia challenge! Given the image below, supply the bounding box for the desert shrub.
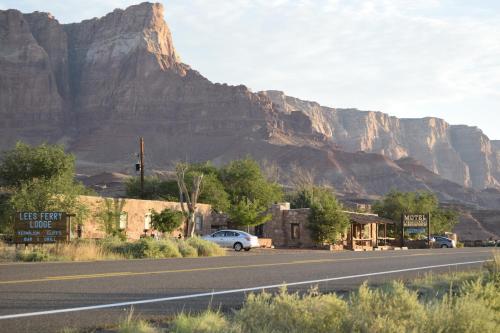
[118,311,162,333]
[175,239,198,258]
[425,282,499,333]
[186,237,226,257]
[345,281,426,333]
[171,311,232,333]
[107,238,182,259]
[235,287,347,333]
[16,247,52,262]
[484,251,500,284]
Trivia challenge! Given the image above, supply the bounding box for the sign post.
[401,213,431,249]
[13,212,68,244]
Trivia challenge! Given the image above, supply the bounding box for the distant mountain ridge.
[262,90,500,190]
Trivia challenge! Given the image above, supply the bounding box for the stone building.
[77,196,213,240]
[254,203,395,250]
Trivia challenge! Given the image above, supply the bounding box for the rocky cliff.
[1,2,498,198]
[263,90,500,190]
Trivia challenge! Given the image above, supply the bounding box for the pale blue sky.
[2,0,499,139]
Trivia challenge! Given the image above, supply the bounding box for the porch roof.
[346,212,395,225]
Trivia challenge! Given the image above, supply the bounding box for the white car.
[202,229,260,251]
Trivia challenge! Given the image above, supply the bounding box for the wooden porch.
[345,212,395,251]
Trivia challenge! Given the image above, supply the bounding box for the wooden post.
[350,223,354,250]
[140,137,145,198]
[427,212,431,249]
[384,223,387,245]
[401,214,405,247]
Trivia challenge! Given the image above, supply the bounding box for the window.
[195,215,203,231]
[291,223,300,240]
[144,213,152,230]
[119,212,128,230]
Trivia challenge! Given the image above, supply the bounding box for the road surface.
[0,248,493,332]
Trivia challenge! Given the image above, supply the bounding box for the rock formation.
[263,90,500,190]
[0,2,498,196]
[2,2,499,239]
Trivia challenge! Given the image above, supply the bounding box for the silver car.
[431,236,456,248]
[202,229,260,251]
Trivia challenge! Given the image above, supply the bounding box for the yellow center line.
[0,250,491,285]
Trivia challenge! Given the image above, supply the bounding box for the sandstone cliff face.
[0,3,278,168]
[0,2,498,200]
[0,9,65,147]
[263,90,498,190]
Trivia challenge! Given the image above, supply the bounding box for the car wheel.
[441,244,449,248]
[244,248,251,252]
[234,242,243,251]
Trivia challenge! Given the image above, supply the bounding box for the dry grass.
[0,237,225,262]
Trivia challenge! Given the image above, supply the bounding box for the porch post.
[384,223,387,245]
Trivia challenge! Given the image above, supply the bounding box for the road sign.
[402,214,428,227]
[13,212,68,244]
[401,213,431,248]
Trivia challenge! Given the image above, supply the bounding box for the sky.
[2,1,499,139]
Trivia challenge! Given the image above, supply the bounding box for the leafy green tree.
[0,142,90,234]
[228,199,272,228]
[373,190,458,235]
[0,142,75,187]
[307,187,349,244]
[150,208,185,234]
[126,163,230,213]
[220,158,283,227]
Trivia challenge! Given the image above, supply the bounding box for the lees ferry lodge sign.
[14,212,68,244]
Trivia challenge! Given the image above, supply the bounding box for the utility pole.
[140,137,145,198]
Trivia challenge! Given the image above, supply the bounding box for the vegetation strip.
[0,260,488,321]
[0,250,489,285]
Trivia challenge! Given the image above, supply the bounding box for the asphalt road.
[0,248,493,333]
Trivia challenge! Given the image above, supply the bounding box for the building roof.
[346,211,395,225]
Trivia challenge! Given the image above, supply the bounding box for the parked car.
[431,235,456,248]
[202,230,260,251]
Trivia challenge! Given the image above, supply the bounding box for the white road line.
[0,260,488,320]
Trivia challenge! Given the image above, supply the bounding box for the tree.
[0,142,90,234]
[228,199,272,228]
[126,163,230,213]
[220,158,283,227]
[373,190,458,235]
[150,208,185,234]
[95,198,127,238]
[176,163,204,237]
[307,187,349,244]
[0,142,75,187]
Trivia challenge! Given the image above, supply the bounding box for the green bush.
[118,311,162,333]
[175,239,198,258]
[186,237,226,257]
[16,248,53,262]
[235,287,346,333]
[426,282,499,332]
[106,238,182,259]
[345,282,426,333]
